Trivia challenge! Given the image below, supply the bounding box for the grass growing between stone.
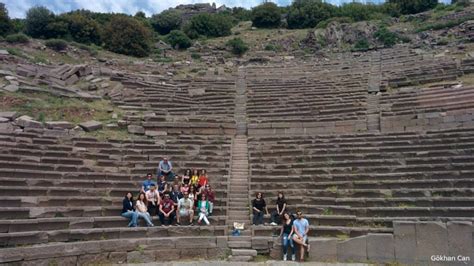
[0,91,123,125]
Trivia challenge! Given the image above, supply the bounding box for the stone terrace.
[0,128,232,249]
[110,73,237,135]
[248,127,474,238]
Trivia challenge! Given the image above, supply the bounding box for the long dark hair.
[138,192,147,206]
[277,191,285,201]
[125,192,134,201]
[185,169,191,176]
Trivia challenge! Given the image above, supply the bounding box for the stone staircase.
[226,66,256,262]
[366,93,381,132]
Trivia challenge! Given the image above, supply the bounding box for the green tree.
[251,2,281,28]
[184,13,232,38]
[287,0,335,29]
[151,10,182,35]
[226,37,248,56]
[388,0,438,14]
[166,30,192,49]
[63,13,101,44]
[102,15,152,57]
[0,3,13,36]
[25,6,55,38]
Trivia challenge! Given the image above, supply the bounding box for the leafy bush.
[416,15,474,32]
[191,53,201,59]
[151,10,182,35]
[45,39,68,51]
[373,27,399,47]
[232,7,252,21]
[338,3,385,22]
[287,0,335,29]
[226,37,248,56]
[184,13,233,38]
[63,13,101,44]
[102,16,152,57]
[353,38,369,51]
[251,3,281,28]
[25,6,55,38]
[388,0,438,15]
[5,33,29,43]
[0,3,13,36]
[166,30,192,50]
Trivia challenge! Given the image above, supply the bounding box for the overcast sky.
[3,0,452,19]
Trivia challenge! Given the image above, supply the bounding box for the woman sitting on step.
[279,212,295,261]
[252,192,269,225]
[197,193,211,225]
[136,192,154,227]
[121,192,138,227]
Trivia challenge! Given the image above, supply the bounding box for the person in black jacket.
[121,192,138,227]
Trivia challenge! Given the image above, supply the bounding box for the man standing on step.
[292,210,310,262]
[157,157,175,182]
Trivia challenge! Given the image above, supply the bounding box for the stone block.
[252,236,271,250]
[188,88,205,96]
[128,125,145,135]
[447,221,472,258]
[79,120,102,132]
[0,117,8,123]
[337,235,367,262]
[216,236,228,248]
[3,84,18,92]
[394,221,417,264]
[77,253,108,265]
[416,222,448,263]
[45,121,74,129]
[145,130,167,137]
[308,237,337,262]
[108,252,127,264]
[127,250,155,263]
[180,248,208,260]
[15,115,43,128]
[0,111,18,121]
[174,236,216,248]
[155,249,180,261]
[21,256,77,266]
[366,234,395,263]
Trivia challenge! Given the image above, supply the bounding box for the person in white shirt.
[177,191,194,225]
[136,192,154,227]
[145,185,161,216]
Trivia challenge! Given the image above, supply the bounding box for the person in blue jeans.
[157,157,175,182]
[252,192,269,225]
[121,192,138,227]
[279,212,295,261]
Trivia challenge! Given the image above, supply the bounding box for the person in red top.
[158,192,175,226]
[198,169,208,188]
[202,184,215,216]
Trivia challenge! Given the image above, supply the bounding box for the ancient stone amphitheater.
[1,46,474,265]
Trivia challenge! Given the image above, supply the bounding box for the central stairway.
[226,67,257,262]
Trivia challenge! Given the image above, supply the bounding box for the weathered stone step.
[228,241,252,248]
[231,249,257,257]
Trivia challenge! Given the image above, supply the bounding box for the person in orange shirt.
[198,169,208,189]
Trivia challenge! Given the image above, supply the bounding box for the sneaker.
[270,222,277,226]
[189,222,194,226]
[283,254,287,261]
[291,254,296,261]
[176,222,181,226]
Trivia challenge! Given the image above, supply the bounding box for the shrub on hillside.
[102,16,152,57]
[338,3,386,22]
[25,6,55,38]
[62,13,101,44]
[166,30,192,50]
[388,0,438,15]
[353,38,369,51]
[251,3,281,28]
[184,13,233,38]
[5,33,29,43]
[0,3,13,36]
[151,10,183,35]
[226,37,248,56]
[45,39,68,51]
[287,0,335,29]
[373,27,399,47]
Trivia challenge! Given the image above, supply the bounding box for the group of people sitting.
[252,191,311,262]
[121,157,215,227]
